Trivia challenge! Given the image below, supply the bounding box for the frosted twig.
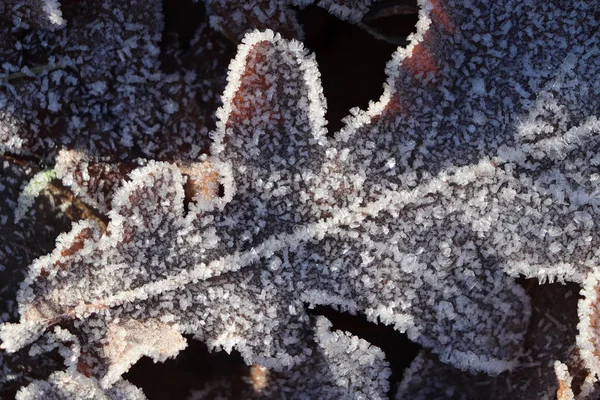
[0,63,64,82]
[356,22,409,45]
[14,169,55,223]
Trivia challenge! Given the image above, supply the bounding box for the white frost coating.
[312,316,391,399]
[336,0,433,142]
[41,0,65,27]
[16,371,146,400]
[396,284,589,399]
[50,159,528,327]
[577,270,600,379]
[14,169,55,223]
[316,0,380,23]
[4,0,600,396]
[301,290,359,314]
[213,29,327,156]
[18,218,100,295]
[0,0,212,162]
[0,320,46,353]
[100,319,187,388]
[212,29,277,148]
[54,150,109,211]
[554,361,575,400]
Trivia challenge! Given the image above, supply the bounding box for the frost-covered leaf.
[205,0,382,41]
[396,283,600,399]
[326,0,600,370]
[16,371,146,400]
[54,150,137,213]
[317,0,380,22]
[1,0,65,30]
[3,0,600,396]
[54,150,219,213]
[0,0,212,162]
[0,156,80,396]
[258,316,390,399]
[338,0,600,285]
[577,269,600,392]
[206,0,309,41]
[1,161,192,385]
[190,316,390,399]
[1,30,363,390]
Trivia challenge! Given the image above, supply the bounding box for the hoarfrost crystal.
[1,0,600,398]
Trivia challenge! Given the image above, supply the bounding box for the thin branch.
[0,63,64,82]
[356,22,409,46]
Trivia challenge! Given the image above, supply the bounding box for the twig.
[0,63,64,82]
[356,22,409,46]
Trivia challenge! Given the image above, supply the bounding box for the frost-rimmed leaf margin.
[578,270,600,381]
[16,371,146,400]
[335,0,433,143]
[330,0,528,374]
[210,28,329,208]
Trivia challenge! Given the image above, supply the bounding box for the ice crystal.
[0,0,213,162]
[1,0,600,398]
[1,0,65,31]
[16,371,145,400]
[14,168,56,223]
[206,0,382,41]
[317,0,380,22]
[577,269,600,388]
[0,157,78,395]
[396,283,599,399]
[190,316,390,399]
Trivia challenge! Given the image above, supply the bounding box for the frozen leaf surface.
[317,0,380,22]
[205,0,382,41]
[2,0,600,396]
[1,0,65,30]
[253,316,390,399]
[1,30,395,393]
[0,161,197,386]
[190,316,390,399]
[291,316,390,399]
[0,156,83,396]
[16,371,146,400]
[0,0,212,162]
[206,0,308,41]
[396,283,600,400]
[54,149,219,213]
[54,150,137,213]
[576,269,600,391]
